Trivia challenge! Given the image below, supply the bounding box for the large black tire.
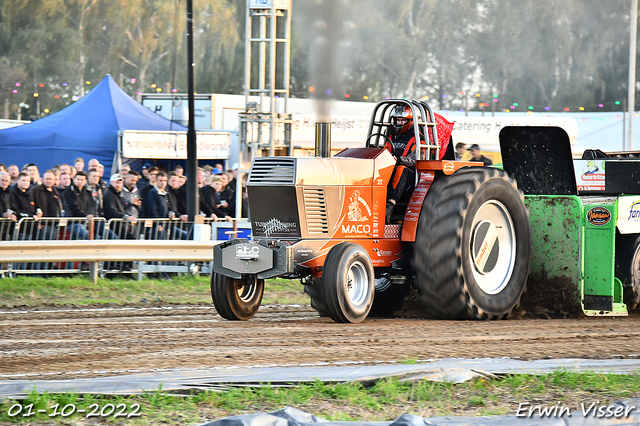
[211,272,264,320]
[368,280,411,317]
[304,277,329,317]
[322,242,375,323]
[413,168,531,319]
[625,237,640,313]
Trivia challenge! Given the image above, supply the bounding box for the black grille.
[248,158,296,185]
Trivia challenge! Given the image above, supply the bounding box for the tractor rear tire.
[322,242,375,323]
[211,272,264,320]
[413,168,531,319]
[625,237,640,313]
[304,278,329,317]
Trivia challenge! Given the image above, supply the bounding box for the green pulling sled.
[500,126,640,316]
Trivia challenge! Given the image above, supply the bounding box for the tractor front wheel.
[211,272,264,320]
[322,242,375,323]
[413,168,531,319]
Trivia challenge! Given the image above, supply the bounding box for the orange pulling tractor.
[212,100,532,323]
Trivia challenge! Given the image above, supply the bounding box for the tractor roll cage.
[366,99,440,162]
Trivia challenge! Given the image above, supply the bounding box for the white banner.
[122,131,230,160]
[291,114,371,147]
[450,116,578,151]
[284,114,579,152]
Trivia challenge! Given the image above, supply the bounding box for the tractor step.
[384,224,402,239]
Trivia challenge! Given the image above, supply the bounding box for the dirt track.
[1,304,640,380]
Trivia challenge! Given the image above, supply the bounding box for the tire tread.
[413,168,529,320]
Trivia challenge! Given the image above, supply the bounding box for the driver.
[384,105,424,223]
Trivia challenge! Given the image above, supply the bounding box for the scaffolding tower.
[239,0,293,162]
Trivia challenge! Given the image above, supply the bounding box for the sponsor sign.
[254,217,298,238]
[617,196,640,234]
[122,130,230,159]
[574,160,606,191]
[586,207,611,226]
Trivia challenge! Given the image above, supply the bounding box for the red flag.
[428,113,454,160]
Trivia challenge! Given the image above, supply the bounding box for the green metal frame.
[525,195,627,316]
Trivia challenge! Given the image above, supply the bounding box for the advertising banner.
[122,131,230,159]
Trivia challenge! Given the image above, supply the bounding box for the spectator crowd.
[0,159,246,241]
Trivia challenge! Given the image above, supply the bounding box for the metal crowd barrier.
[1,217,107,275]
[0,217,252,280]
[105,218,197,278]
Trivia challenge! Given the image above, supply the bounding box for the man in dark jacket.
[144,172,186,239]
[86,169,104,217]
[62,171,97,239]
[138,165,158,196]
[10,172,41,243]
[31,170,62,217]
[143,172,169,219]
[136,163,153,192]
[30,170,62,241]
[468,144,493,166]
[167,172,187,217]
[0,172,12,213]
[0,172,15,240]
[10,173,37,221]
[103,174,136,239]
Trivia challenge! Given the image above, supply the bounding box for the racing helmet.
[390,105,413,131]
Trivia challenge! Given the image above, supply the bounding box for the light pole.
[186,0,198,221]
[629,0,638,150]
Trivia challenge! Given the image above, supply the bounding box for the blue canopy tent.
[0,74,186,176]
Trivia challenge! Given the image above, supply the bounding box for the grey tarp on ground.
[199,405,640,426]
[2,358,640,400]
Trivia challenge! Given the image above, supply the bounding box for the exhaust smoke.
[308,0,350,123]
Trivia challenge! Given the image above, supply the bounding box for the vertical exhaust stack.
[315,122,332,158]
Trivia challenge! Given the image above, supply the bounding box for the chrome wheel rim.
[236,279,257,302]
[469,200,516,295]
[346,261,368,306]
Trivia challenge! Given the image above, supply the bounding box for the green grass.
[1,372,639,424]
[0,276,308,307]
